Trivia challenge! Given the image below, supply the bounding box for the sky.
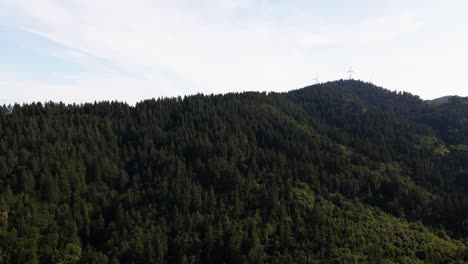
[0,0,467,104]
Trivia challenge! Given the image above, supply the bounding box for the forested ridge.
[0,80,467,263]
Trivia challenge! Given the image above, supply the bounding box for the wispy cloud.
[298,11,422,47]
[0,0,467,103]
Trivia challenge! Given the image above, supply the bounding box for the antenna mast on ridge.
[347,66,355,79]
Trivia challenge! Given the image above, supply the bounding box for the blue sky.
[0,0,467,104]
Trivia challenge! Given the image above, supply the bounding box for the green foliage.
[0,80,467,263]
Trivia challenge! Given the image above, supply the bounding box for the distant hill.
[429,95,467,104]
[0,80,467,263]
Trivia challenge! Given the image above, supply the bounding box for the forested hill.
[429,96,468,105]
[0,80,467,263]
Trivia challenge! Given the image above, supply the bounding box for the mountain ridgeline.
[0,80,467,263]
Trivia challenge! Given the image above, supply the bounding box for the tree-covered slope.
[0,80,467,263]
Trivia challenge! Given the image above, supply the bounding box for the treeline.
[0,80,467,263]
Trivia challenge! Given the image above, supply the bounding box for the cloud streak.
[0,0,467,103]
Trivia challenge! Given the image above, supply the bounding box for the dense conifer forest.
[0,80,467,263]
